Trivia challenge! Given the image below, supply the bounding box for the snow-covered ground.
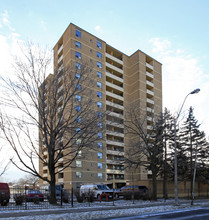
[1,199,209,220]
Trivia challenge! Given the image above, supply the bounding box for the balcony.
[57,85,63,93]
[106,150,124,156]
[105,53,123,65]
[106,81,123,92]
[147,107,154,113]
[58,44,63,55]
[106,62,123,74]
[147,98,154,105]
[146,80,154,87]
[106,120,124,128]
[146,71,154,79]
[106,140,124,147]
[106,111,124,119]
[147,89,154,97]
[106,130,124,138]
[58,178,64,183]
[106,100,124,110]
[106,91,124,101]
[106,71,123,83]
[147,116,153,122]
[146,62,153,70]
[58,54,63,64]
[106,169,125,174]
[106,159,124,164]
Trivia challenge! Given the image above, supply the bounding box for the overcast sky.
[0,0,209,181]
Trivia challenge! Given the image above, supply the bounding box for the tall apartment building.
[39,23,162,190]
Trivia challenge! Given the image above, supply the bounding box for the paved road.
[104,207,209,220]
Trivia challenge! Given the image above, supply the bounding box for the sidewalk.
[0,199,208,219]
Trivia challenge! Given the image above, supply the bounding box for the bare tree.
[0,146,10,177]
[17,174,39,188]
[124,104,164,200]
[0,43,102,204]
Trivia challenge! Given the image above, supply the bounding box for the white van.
[80,184,113,199]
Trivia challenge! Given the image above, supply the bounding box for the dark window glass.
[76,73,80,79]
[97,111,102,118]
[75,51,81,59]
[75,41,81,48]
[76,62,81,70]
[97,61,102,68]
[97,40,102,49]
[97,52,102,59]
[76,105,81,112]
[97,82,102,88]
[97,71,102,78]
[97,142,103,148]
[97,91,102,98]
[97,102,102,108]
[76,84,82,90]
[76,29,81,38]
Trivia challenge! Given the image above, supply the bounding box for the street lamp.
[174,88,200,205]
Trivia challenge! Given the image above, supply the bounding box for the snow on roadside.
[4,204,207,220]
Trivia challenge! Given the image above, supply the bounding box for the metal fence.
[0,186,124,210]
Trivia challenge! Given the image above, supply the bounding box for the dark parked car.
[118,185,149,199]
[0,183,10,205]
[25,190,44,202]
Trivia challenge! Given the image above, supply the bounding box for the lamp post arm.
[176,93,190,122]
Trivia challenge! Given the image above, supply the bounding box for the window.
[90,49,93,53]
[98,173,103,179]
[75,41,81,48]
[90,39,93,43]
[97,52,102,59]
[76,128,81,133]
[97,111,102,118]
[76,62,81,70]
[75,95,81,102]
[97,71,102,78]
[97,82,102,88]
[97,40,102,49]
[97,101,102,108]
[98,163,103,169]
[76,171,82,178]
[90,59,93,63]
[97,91,102,98]
[76,84,82,90]
[75,51,81,59]
[76,73,80,79]
[97,142,103,148]
[76,116,82,123]
[78,150,82,156]
[98,132,103,138]
[97,61,102,69]
[97,122,102,128]
[76,160,82,167]
[76,29,81,38]
[98,152,103,159]
[76,105,81,112]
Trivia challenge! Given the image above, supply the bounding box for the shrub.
[14,194,24,205]
[74,189,83,203]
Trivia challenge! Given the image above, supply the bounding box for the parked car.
[25,190,44,202]
[80,184,114,199]
[118,185,149,199]
[0,183,10,205]
[40,184,69,202]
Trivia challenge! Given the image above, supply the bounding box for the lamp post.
[174,88,200,205]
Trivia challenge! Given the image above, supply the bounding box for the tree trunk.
[152,170,157,200]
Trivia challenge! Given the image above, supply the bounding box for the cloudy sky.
[0,0,209,181]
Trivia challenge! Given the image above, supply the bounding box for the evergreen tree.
[179,107,209,198]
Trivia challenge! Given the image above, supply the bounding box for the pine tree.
[179,107,209,198]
